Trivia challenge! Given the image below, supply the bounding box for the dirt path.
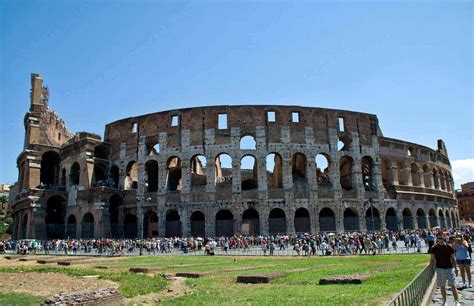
[0,272,118,297]
[126,277,192,304]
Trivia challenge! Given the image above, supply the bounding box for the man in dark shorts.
[430,234,460,306]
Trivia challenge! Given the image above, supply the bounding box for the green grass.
[0,293,44,306]
[0,254,429,305]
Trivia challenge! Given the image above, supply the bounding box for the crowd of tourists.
[1,228,472,259]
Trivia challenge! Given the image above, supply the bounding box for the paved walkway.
[432,264,474,305]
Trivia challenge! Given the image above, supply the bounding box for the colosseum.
[10,73,459,239]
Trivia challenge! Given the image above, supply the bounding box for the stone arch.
[165,210,181,237]
[147,138,160,156]
[191,155,207,186]
[269,208,286,234]
[340,156,354,191]
[385,208,398,231]
[40,151,61,187]
[20,214,29,239]
[69,162,80,187]
[109,165,120,188]
[402,208,414,229]
[215,153,232,187]
[240,135,256,150]
[266,153,283,189]
[145,160,159,192]
[338,135,351,151]
[241,155,257,190]
[438,209,446,228]
[294,208,311,233]
[166,157,182,191]
[93,163,107,186]
[190,211,205,237]
[216,210,234,237]
[445,209,451,228]
[124,214,137,238]
[411,163,421,187]
[292,153,307,184]
[397,162,409,185]
[451,210,457,228]
[316,153,331,186]
[60,168,67,187]
[362,156,375,190]
[109,194,123,238]
[81,213,95,238]
[429,209,438,228]
[319,208,336,232]
[66,214,77,238]
[242,209,260,235]
[45,195,67,239]
[416,208,427,229]
[381,159,391,186]
[143,210,158,238]
[94,144,109,159]
[125,161,138,190]
[366,207,381,231]
[343,208,359,231]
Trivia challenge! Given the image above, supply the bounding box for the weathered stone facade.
[11,74,459,239]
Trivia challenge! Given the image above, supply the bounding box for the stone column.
[434,173,441,190]
[389,161,399,185]
[205,155,216,193]
[425,214,431,229]
[137,206,144,239]
[181,159,191,194]
[416,170,425,188]
[402,164,413,186]
[424,171,434,189]
[31,207,47,239]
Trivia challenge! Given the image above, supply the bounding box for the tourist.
[454,236,472,288]
[430,234,460,306]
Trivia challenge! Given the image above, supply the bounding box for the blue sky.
[1,0,472,188]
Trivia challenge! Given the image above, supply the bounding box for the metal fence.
[387,264,434,306]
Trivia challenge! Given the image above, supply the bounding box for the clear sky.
[1,0,472,188]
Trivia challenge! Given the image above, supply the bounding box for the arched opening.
[445,209,451,228]
[451,211,457,228]
[343,208,359,231]
[216,210,234,237]
[60,168,66,188]
[440,172,447,190]
[45,195,66,239]
[81,213,94,238]
[240,135,256,150]
[40,151,61,187]
[166,157,182,191]
[340,156,354,191]
[402,208,414,230]
[416,209,427,229]
[316,154,331,186]
[269,208,286,234]
[266,153,283,189]
[125,161,138,190]
[365,207,381,231]
[190,211,205,237]
[439,209,445,228]
[94,144,109,159]
[109,194,123,238]
[292,153,307,185]
[191,155,207,186]
[69,162,80,187]
[148,142,160,156]
[397,162,408,185]
[242,209,260,235]
[433,169,440,189]
[165,210,181,237]
[93,164,107,186]
[361,156,375,191]
[429,209,438,228]
[66,214,76,238]
[294,208,311,233]
[215,153,232,187]
[385,208,398,231]
[109,165,120,188]
[241,155,257,190]
[319,208,336,232]
[381,159,391,187]
[20,214,28,239]
[124,214,137,238]
[145,160,159,192]
[143,210,158,238]
[411,163,421,187]
[338,136,351,151]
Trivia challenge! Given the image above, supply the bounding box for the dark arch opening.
[109,165,119,188]
[66,214,77,238]
[242,209,260,236]
[40,151,61,187]
[294,208,310,233]
[190,211,205,237]
[365,207,381,231]
[343,208,359,231]
[81,213,94,238]
[216,210,234,237]
[109,194,123,238]
[319,208,336,232]
[124,214,137,238]
[385,208,398,231]
[45,195,66,239]
[143,210,158,238]
[416,209,427,229]
[402,208,414,229]
[145,160,159,192]
[165,210,181,237]
[69,162,80,187]
[269,208,286,234]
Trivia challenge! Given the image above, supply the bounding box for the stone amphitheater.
[10,73,458,239]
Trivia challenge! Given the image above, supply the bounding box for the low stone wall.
[44,288,123,305]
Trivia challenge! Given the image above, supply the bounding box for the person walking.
[430,234,460,306]
[454,236,472,288]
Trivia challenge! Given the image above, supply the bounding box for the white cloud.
[452,159,474,190]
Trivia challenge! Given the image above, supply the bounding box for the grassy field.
[0,254,429,305]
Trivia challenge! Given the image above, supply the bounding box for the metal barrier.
[387,264,434,306]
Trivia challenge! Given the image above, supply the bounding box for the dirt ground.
[0,272,118,297]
